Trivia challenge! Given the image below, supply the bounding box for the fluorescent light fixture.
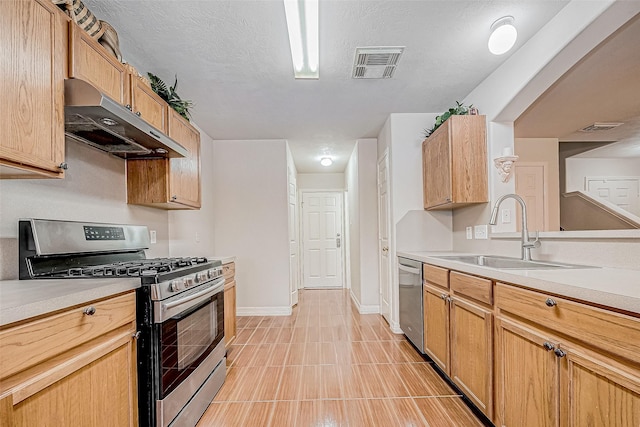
[488,16,517,55]
[320,157,332,166]
[284,0,319,79]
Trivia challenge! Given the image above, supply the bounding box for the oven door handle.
[398,264,421,275]
[163,278,225,312]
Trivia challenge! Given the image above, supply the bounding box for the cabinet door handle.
[58,162,68,170]
[545,298,557,307]
[135,111,141,117]
[440,294,447,300]
[132,331,141,340]
[554,348,566,358]
[171,195,177,201]
[83,306,96,316]
[125,104,132,111]
[542,342,555,351]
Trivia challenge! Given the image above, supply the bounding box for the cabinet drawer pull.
[545,298,557,307]
[83,306,96,316]
[554,348,566,358]
[542,342,555,351]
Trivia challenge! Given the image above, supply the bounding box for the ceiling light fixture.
[320,157,332,166]
[283,0,319,79]
[488,16,517,55]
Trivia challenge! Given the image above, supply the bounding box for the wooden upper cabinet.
[126,109,201,209]
[129,75,168,132]
[69,22,129,105]
[422,115,488,210]
[168,109,201,208]
[0,0,67,178]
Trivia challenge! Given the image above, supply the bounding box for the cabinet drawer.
[423,264,448,289]
[450,271,492,305]
[0,292,136,379]
[223,262,236,283]
[495,283,640,362]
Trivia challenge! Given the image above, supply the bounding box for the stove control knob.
[184,276,195,288]
[208,268,219,279]
[170,279,184,292]
[197,272,208,282]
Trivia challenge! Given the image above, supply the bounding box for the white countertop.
[397,251,640,315]
[0,278,140,327]
[208,255,236,265]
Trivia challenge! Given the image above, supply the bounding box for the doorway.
[377,151,391,322]
[301,191,344,288]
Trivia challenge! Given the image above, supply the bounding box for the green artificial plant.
[147,73,194,121]
[424,101,474,138]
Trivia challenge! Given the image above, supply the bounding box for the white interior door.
[378,153,391,322]
[302,192,343,288]
[288,168,299,305]
[586,176,640,216]
[515,163,548,231]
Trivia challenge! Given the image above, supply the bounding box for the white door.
[515,163,547,231]
[288,168,299,305]
[378,152,391,322]
[586,177,640,216]
[302,192,343,288]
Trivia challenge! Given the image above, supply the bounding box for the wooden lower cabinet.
[495,285,640,427]
[0,292,138,426]
[495,317,559,427]
[423,283,450,374]
[450,296,493,418]
[224,281,237,348]
[223,261,237,347]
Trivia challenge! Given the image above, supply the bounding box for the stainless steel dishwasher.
[398,257,424,353]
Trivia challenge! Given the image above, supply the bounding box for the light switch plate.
[149,230,157,244]
[474,224,488,240]
[501,209,512,224]
[466,226,473,240]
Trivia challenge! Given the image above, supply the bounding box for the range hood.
[64,79,188,159]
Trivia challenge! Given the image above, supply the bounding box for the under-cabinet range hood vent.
[579,122,624,132]
[352,47,404,79]
[64,79,188,159]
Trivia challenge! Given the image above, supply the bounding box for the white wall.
[169,126,216,257]
[210,139,291,315]
[453,0,640,269]
[297,173,345,190]
[0,140,170,279]
[565,157,640,192]
[345,144,361,305]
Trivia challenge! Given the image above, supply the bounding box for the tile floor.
[197,289,484,426]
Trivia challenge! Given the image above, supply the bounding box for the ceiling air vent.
[579,122,624,132]
[352,47,405,79]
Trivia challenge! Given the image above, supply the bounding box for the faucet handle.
[524,230,541,249]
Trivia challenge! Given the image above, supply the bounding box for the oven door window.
[158,292,224,398]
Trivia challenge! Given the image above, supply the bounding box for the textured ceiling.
[84,0,568,172]
[515,13,640,158]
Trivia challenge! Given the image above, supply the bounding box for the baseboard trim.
[390,321,403,334]
[236,306,292,316]
[349,290,380,314]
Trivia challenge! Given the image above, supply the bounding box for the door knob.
[382,247,389,252]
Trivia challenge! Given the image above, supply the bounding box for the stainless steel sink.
[433,255,595,270]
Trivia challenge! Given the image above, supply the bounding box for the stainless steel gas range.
[19,218,226,427]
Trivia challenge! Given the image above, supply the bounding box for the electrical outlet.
[474,224,488,240]
[501,209,512,224]
[466,226,473,240]
[195,232,200,243]
[149,230,157,244]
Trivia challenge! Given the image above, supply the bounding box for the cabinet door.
[0,0,66,177]
[9,335,137,427]
[69,23,128,104]
[423,283,450,375]
[450,296,493,418]
[495,317,559,427]
[423,127,452,209]
[130,76,167,132]
[559,343,640,427]
[224,281,237,348]
[168,109,201,208]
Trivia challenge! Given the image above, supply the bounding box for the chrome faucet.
[489,194,540,261]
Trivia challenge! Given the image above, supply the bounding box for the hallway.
[198,289,483,426]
